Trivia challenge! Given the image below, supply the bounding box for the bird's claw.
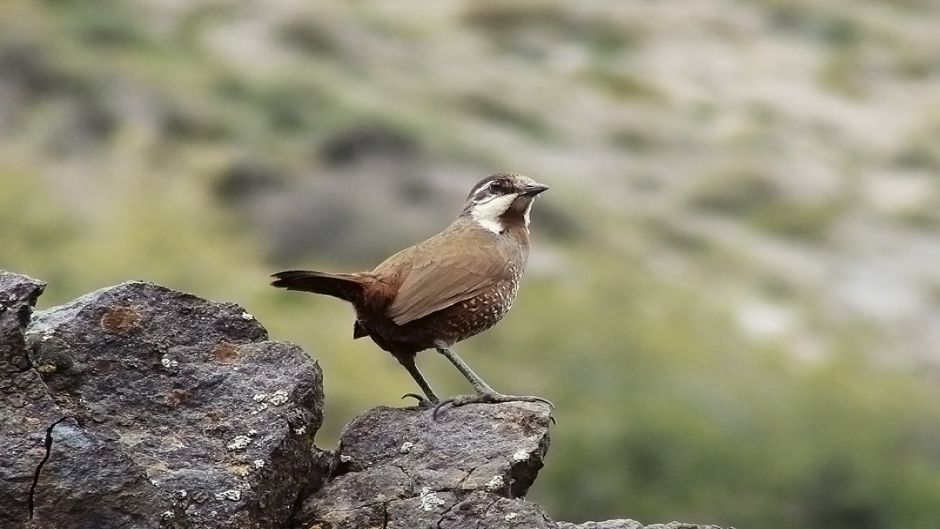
[401,393,438,408]
[432,392,554,420]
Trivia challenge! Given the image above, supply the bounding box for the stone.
[0,271,62,528]
[0,275,327,529]
[0,273,161,529]
[557,522,646,529]
[296,401,555,529]
[557,521,726,529]
[644,524,726,529]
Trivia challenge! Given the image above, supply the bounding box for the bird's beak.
[520,183,549,197]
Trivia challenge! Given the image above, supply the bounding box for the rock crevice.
[26,416,68,520]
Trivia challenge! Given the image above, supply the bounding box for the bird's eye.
[489,180,509,193]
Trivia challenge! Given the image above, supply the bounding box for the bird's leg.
[432,340,553,420]
[397,355,440,407]
[433,342,496,394]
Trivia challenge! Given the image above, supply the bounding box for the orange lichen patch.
[99,306,143,334]
[165,388,190,407]
[212,341,240,364]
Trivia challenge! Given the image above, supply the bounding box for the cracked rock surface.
[1,272,161,529]
[0,271,69,528]
[296,402,556,529]
[0,273,328,529]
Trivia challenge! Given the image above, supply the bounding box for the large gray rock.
[297,401,557,529]
[0,272,161,529]
[296,403,726,529]
[0,271,62,528]
[0,276,327,529]
[557,522,645,529]
[558,522,725,529]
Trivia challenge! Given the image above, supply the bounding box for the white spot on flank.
[470,193,516,233]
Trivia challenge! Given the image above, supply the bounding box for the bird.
[271,172,551,416]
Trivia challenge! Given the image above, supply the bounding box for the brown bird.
[271,172,551,415]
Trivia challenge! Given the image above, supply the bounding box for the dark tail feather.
[270,270,366,303]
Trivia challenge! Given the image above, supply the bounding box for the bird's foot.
[401,393,439,408]
[432,392,554,420]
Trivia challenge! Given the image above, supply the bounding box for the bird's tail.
[270,270,370,303]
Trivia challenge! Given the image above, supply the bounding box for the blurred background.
[3,0,940,527]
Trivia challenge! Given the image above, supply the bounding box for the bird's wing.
[381,227,511,326]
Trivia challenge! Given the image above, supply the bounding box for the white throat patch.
[521,199,533,228]
[470,193,517,234]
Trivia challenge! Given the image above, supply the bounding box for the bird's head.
[461,172,549,234]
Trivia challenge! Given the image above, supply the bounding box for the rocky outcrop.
[557,520,721,529]
[1,271,61,529]
[0,270,723,529]
[296,402,555,528]
[293,403,723,529]
[1,272,326,529]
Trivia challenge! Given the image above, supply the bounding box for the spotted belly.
[441,274,521,340]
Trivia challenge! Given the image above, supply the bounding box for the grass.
[690,170,842,242]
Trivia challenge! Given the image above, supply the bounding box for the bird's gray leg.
[433,342,496,394]
[432,340,553,420]
[397,355,440,406]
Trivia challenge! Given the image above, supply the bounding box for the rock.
[557,522,645,529]
[297,403,724,529]
[296,401,555,528]
[0,273,160,529]
[558,522,724,529]
[0,271,58,528]
[644,524,725,529]
[0,276,327,529]
[0,270,726,529]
